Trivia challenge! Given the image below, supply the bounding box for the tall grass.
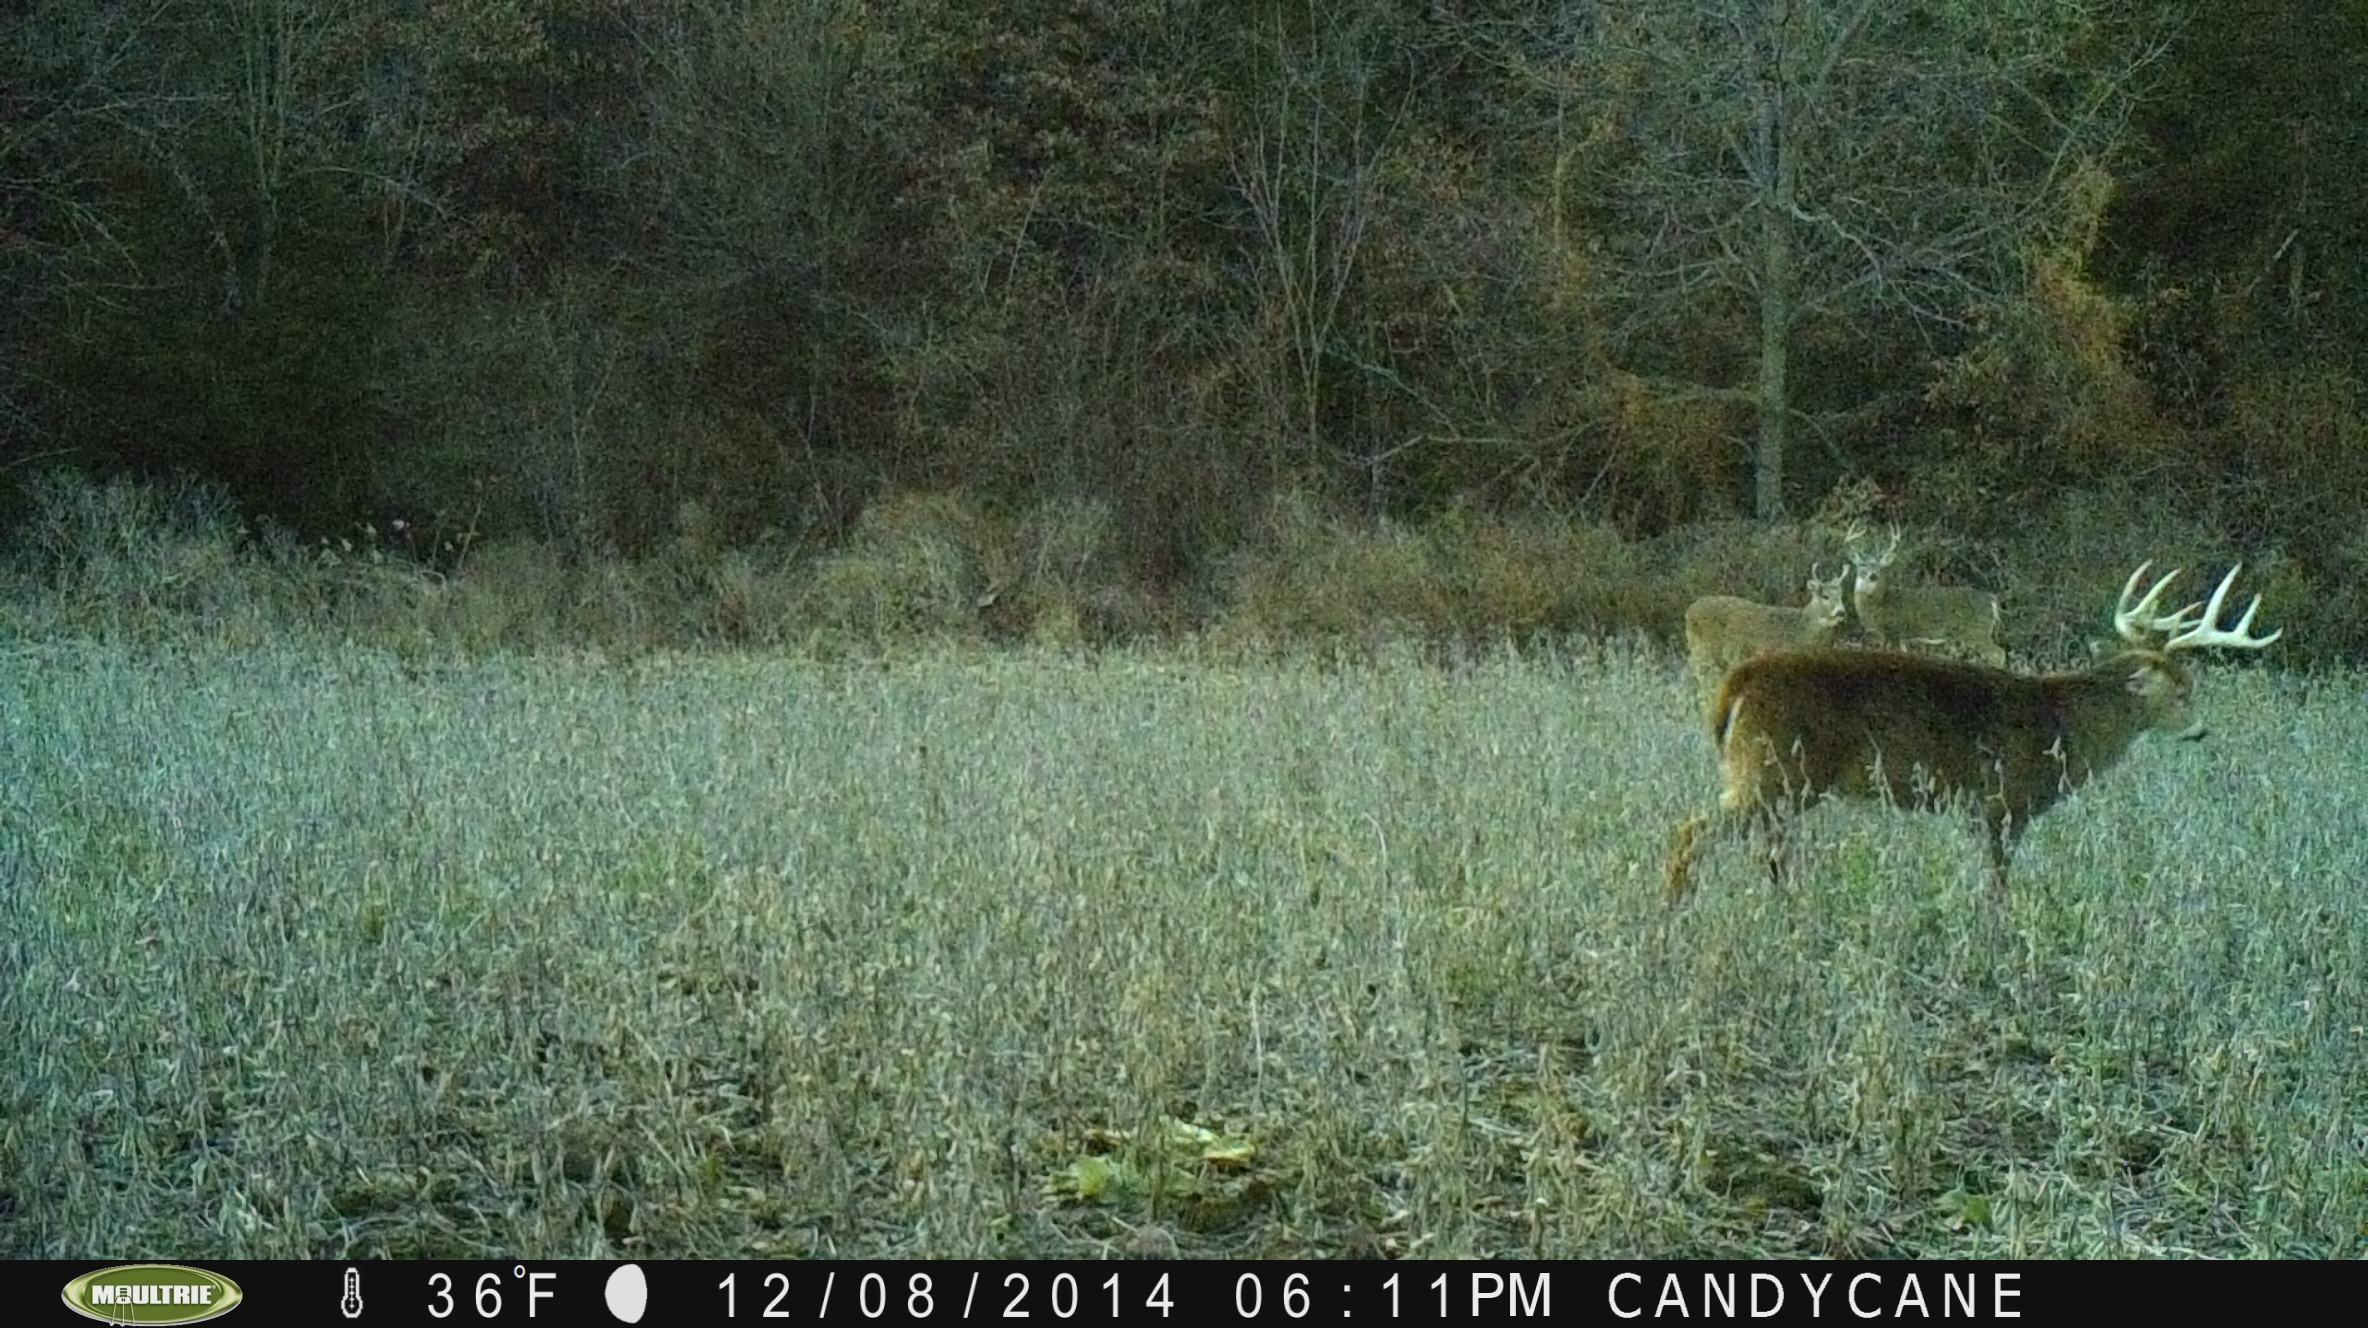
[0,642,2360,1259]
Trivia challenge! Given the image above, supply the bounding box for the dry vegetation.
[2,634,2362,1260]
[2,475,2363,1260]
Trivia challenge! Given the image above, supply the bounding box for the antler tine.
[2113,562,2191,643]
[1846,523,1899,569]
[2162,563,2282,651]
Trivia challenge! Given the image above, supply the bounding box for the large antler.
[2113,563,2190,644]
[2113,563,2281,651]
[2163,564,2281,651]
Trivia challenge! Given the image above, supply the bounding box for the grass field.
[2,640,2362,1259]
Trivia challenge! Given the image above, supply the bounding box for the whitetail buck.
[1845,524,2007,666]
[1666,562,2280,902]
[1684,566,1851,696]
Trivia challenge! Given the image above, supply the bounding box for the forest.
[3,0,2364,657]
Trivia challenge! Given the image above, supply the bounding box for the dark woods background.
[3,1,2363,658]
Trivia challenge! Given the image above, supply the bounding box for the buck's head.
[2114,652,2201,740]
[2106,562,2282,742]
[1842,523,1900,599]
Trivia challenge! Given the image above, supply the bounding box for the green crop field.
[3,641,2362,1259]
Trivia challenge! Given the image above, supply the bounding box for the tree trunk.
[1753,42,1795,520]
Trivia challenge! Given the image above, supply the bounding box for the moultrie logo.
[61,1264,244,1324]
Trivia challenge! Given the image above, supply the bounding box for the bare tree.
[1517,1,2165,516]
[1229,2,1413,514]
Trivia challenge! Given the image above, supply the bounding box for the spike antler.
[2113,563,2281,651]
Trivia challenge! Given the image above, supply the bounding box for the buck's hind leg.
[1667,795,1782,904]
[1666,807,1747,904]
[1754,802,1793,888]
[1980,807,2021,898]
[1666,813,1714,903]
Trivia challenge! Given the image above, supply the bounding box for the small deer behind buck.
[1666,561,2281,902]
[1683,566,1851,696]
[1845,524,2007,666]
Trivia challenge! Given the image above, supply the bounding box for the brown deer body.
[1666,564,2279,900]
[1846,525,2007,666]
[1684,567,1850,696]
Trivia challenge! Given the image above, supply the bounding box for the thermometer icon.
[341,1266,364,1318]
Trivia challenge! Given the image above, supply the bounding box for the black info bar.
[33,1258,2286,1325]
